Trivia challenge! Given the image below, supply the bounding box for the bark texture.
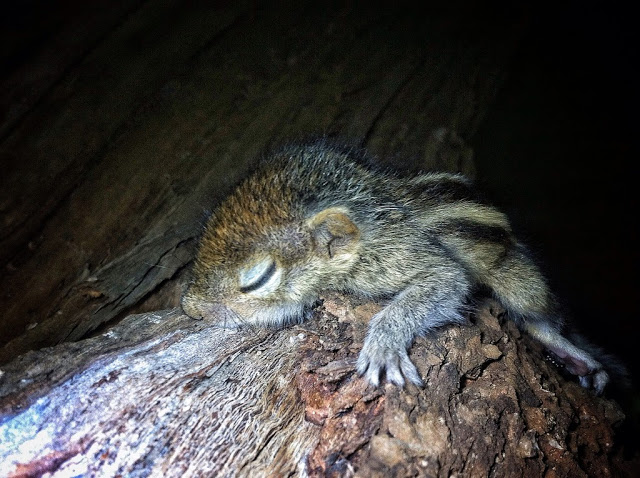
[0,294,628,477]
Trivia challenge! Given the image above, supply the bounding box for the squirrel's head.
[181,172,361,327]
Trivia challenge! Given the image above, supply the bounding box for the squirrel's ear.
[308,208,360,259]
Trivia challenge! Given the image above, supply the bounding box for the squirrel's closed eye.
[239,258,280,294]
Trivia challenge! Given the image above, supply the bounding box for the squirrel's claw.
[357,339,423,387]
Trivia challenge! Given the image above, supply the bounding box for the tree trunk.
[0,294,628,477]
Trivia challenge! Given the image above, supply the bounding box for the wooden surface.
[1,1,517,362]
[0,296,627,477]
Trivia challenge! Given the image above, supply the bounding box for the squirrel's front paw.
[356,337,423,387]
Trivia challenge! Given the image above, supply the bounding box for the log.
[0,294,627,477]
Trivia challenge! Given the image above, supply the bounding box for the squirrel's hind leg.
[523,321,609,394]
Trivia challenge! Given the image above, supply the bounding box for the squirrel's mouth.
[180,294,238,324]
[181,292,313,330]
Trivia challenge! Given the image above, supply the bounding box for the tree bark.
[0,294,628,477]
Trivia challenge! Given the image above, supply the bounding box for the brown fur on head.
[181,166,362,327]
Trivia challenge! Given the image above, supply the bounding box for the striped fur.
[182,139,614,393]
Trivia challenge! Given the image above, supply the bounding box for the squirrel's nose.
[180,292,206,320]
[181,293,246,328]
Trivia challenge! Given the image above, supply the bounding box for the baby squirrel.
[182,139,616,394]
